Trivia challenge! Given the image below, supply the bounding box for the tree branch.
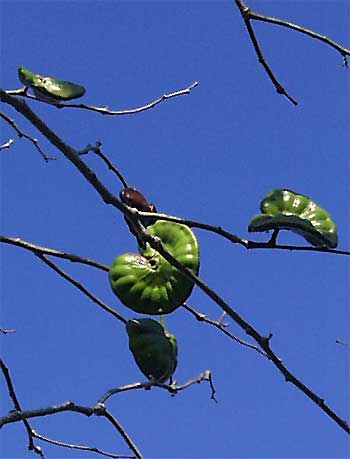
[5,81,198,115]
[0,357,44,458]
[0,138,14,150]
[96,370,216,405]
[234,0,349,104]
[0,235,110,270]
[31,430,134,459]
[35,253,126,324]
[0,109,54,161]
[183,303,268,358]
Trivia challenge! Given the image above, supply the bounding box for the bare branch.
[0,110,55,161]
[183,303,268,358]
[0,358,44,457]
[0,400,142,459]
[35,253,127,324]
[0,138,14,150]
[96,370,215,405]
[234,0,297,105]
[336,339,350,347]
[247,4,350,57]
[0,235,110,270]
[0,328,16,334]
[234,0,349,104]
[79,141,129,188]
[31,431,134,459]
[5,81,199,116]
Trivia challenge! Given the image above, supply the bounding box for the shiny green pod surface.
[109,221,200,314]
[248,189,338,248]
[126,318,177,382]
[18,66,85,101]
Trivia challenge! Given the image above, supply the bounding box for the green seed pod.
[18,66,85,101]
[109,221,200,315]
[248,189,338,248]
[126,318,177,383]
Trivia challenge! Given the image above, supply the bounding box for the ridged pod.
[18,66,85,101]
[109,221,199,314]
[248,189,338,248]
[126,318,177,382]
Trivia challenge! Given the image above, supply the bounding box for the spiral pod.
[109,221,200,314]
[248,189,338,248]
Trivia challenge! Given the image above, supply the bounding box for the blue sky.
[1,1,349,458]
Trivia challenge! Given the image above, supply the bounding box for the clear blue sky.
[1,1,349,458]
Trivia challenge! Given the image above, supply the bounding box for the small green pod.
[248,189,338,248]
[109,221,200,315]
[126,318,177,383]
[18,66,85,101]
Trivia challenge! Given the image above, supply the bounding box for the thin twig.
[336,339,350,347]
[32,430,134,459]
[0,401,143,458]
[0,235,110,270]
[96,370,215,405]
[79,142,129,188]
[5,81,199,116]
[0,110,54,161]
[0,328,16,334]
[0,358,44,457]
[183,303,268,358]
[234,0,297,105]
[247,5,350,57]
[234,0,350,104]
[0,138,14,150]
[35,253,126,324]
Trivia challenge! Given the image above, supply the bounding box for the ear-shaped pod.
[18,66,85,101]
[248,189,338,248]
[109,221,200,314]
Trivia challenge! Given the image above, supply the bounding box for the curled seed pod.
[109,221,200,315]
[248,189,338,248]
[18,66,85,101]
[126,318,177,383]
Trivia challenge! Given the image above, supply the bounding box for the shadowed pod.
[248,189,338,248]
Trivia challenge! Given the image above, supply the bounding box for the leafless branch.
[96,370,216,405]
[1,89,348,434]
[0,357,44,458]
[5,81,199,116]
[0,109,54,161]
[0,400,142,459]
[31,431,134,459]
[35,253,126,324]
[234,0,349,104]
[0,138,14,150]
[0,235,110,271]
[79,141,129,188]
[336,339,350,347]
[0,328,16,334]
[183,302,268,358]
